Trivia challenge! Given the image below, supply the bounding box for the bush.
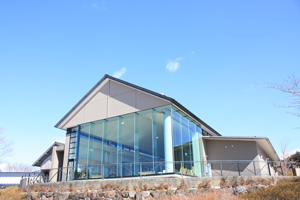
[0,186,26,200]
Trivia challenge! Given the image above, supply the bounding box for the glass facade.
[73,105,205,179]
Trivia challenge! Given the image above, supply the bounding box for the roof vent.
[161,93,166,96]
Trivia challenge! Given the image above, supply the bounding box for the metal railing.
[22,160,300,185]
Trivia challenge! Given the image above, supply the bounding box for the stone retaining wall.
[25,175,289,190]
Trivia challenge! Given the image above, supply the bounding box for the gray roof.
[55,74,221,136]
[32,142,64,167]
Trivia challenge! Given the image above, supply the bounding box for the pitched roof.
[55,74,221,136]
[32,142,64,167]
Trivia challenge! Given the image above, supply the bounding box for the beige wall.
[40,155,52,170]
[205,140,258,161]
[62,134,70,169]
[49,146,64,182]
[62,80,170,129]
[204,140,274,176]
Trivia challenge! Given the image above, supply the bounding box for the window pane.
[172,109,182,173]
[120,114,134,176]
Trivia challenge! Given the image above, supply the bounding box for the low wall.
[25,175,291,190]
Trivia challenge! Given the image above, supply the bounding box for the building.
[33,74,280,181]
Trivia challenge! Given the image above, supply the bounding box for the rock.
[121,191,128,198]
[142,191,150,198]
[41,195,47,200]
[26,192,32,200]
[175,190,183,195]
[234,186,247,195]
[166,190,175,196]
[150,191,160,199]
[72,196,79,200]
[136,192,142,200]
[30,192,39,200]
[150,191,166,199]
[53,192,59,199]
[128,191,136,199]
[84,197,91,200]
[98,191,105,197]
[113,191,122,200]
[68,192,76,199]
[38,192,45,198]
[57,192,70,200]
[90,192,98,200]
[47,192,54,198]
[105,191,116,199]
[188,190,199,196]
[79,192,88,199]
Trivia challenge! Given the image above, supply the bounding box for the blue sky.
[0,0,299,168]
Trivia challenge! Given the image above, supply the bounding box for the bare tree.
[280,137,291,162]
[261,75,300,117]
[4,163,36,172]
[0,128,13,163]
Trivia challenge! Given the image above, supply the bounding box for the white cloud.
[92,3,98,9]
[113,67,127,78]
[92,2,108,11]
[166,57,182,72]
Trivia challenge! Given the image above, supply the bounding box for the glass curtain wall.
[74,105,205,179]
[171,107,205,177]
[74,105,170,179]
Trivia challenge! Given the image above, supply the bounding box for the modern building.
[33,74,280,181]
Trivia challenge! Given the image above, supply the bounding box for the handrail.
[21,160,300,185]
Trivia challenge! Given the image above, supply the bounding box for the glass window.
[172,110,182,173]
[138,110,153,174]
[120,114,134,176]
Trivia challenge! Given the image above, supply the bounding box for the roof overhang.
[202,136,280,161]
[32,142,64,167]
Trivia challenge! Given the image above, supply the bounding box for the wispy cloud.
[166,57,182,72]
[113,67,127,78]
[91,3,98,10]
[91,1,108,11]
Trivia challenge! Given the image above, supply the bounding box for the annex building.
[33,74,280,181]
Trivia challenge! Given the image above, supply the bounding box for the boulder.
[41,195,47,200]
[79,192,88,199]
[128,191,136,199]
[113,191,122,200]
[188,190,199,196]
[233,186,247,195]
[150,191,166,199]
[30,192,39,200]
[47,192,54,198]
[98,191,105,197]
[90,192,98,200]
[166,190,175,196]
[105,191,116,198]
[135,192,142,200]
[142,191,150,198]
[121,191,129,198]
[38,192,46,198]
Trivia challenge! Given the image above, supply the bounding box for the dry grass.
[164,190,240,200]
[240,177,300,200]
[0,186,26,200]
